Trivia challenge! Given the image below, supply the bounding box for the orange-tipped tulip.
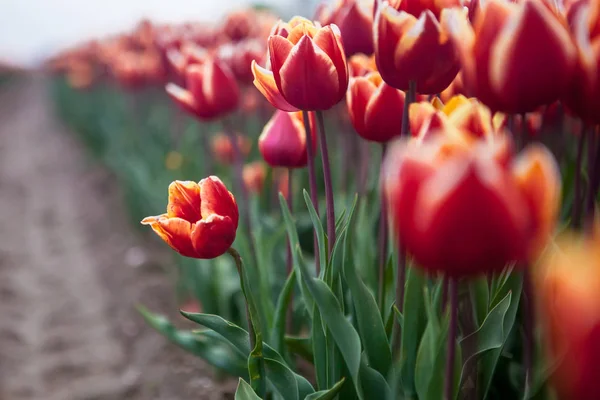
[167,57,239,120]
[536,232,600,400]
[316,0,375,56]
[448,0,576,113]
[142,177,239,259]
[243,161,267,194]
[347,71,406,142]
[258,110,316,168]
[347,53,377,77]
[252,17,348,111]
[211,132,252,165]
[374,2,462,94]
[382,133,560,276]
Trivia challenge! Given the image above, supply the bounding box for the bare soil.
[0,75,236,400]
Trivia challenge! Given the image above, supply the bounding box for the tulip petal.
[167,180,202,222]
[347,76,377,137]
[278,35,340,110]
[268,35,295,81]
[166,83,198,116]
[512,144,561,259]
[190,214,237,259]
[199,176,239,228]
[141,215,197,258]
[258,110,308,168]
[251,60,299,111]
[203,59,240,118]
[363,82,405,142]
[312,25,349,94]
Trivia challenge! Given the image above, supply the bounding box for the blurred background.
[0,1,322,400]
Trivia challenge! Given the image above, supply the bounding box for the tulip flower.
[447,0,576,113]
[142,177,239,259]
[536,232,600,400]
[347,53,377,77]
[166,57,239,120]
[223,9,255,41]
[251,17,349,111]
[258,110,316,168]
[347,71,406,142]
[315,0,374,56]
[373,2,462,94]
[382,133,560,276]
[217,39,266,84]
[243,161,267,194]
[211,132,252,165]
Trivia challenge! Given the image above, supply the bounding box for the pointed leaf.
[235,378,262,400]
[304,378,346,400]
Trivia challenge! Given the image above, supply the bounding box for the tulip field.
[47,0,600,399]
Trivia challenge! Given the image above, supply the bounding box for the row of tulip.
[48,0,600,399]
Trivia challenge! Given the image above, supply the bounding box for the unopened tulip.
[382,133,560,276]
[537,232,600,400]
[243,161,267,194]
[316,0,374,56]
[374,2,462,94]
[252,17,348,111]
[142,177,239,259]
[167,57,239,120]
[258,110,316,168]
[447,0,576,113]
[347,71,406,142]
[211,132,252,165]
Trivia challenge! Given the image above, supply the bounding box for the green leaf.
[272,268,297,355]
[400,266,427,396]
[139,306,247,377]
[235,378,262,400]
[343,197,392,377]
[284,336,314,363]
[359,357,393,400]
[303,189,327,273]
[312,308,328,390]
[264,358,299,400]
[304,378,346,400]
[459,290,511,373]
[280,194,315,316]
[182,311,314,396]
[480,271,523,398]
[393,306,404,331]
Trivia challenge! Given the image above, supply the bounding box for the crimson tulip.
[258,110,316,168]
[347,71,406,142]
[316,0,375,56]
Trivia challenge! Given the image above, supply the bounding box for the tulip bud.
[142,177,239,259]
[316,0,375,56]
[211,132,252,165]
[347,71,406,142]
[167,57,239,120]
[382,132,560,276]
[374,2,462,94]
[252,17,349,111]
[258,110,317,168]
[536,232,600,400]
[243,161,267,194]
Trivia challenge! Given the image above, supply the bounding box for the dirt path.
[0,75,234,400]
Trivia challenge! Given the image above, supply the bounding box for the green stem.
[316,110,336,256]
[378,143,388,311]
[302,110,321,275]
[444,278,458,400]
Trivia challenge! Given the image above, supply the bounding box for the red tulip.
[211,132,252,165]
[142,177,239,259]
[347,53,377,77]
[316,0,375,56]
[166,57,239,120]
[373,2,462,94]
[252,17,348,111]
[447,0,576,113]
[347,71,406,142]
[258,110,317,168]
[243,161,268,194]
[388,0,463,19]
[382,132,560,276]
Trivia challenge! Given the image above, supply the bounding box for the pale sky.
[0,0,319,66]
